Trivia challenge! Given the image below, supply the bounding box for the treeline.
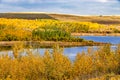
[0,44,120,80]
[0,18,120,41]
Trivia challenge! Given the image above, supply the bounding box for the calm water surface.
[80,36,120,44]
[0,36,120,60]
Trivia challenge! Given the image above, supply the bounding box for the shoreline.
[71,33,120,36]
[0,41,108,48]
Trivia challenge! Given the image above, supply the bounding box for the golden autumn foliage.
[0,44,120,80]
[0,18,119,41]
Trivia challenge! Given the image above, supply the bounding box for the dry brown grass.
[1,13,120,24]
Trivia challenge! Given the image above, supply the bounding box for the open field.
[1,13,120,25]
[49,14,120,25]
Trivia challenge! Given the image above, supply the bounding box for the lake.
[80,36,120,44]
[0,36,120,60]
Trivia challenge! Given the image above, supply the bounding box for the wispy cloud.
[1,0,72,3]
[0,0,120,15]
[1,0,116,4]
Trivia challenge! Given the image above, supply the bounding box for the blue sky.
[0,0,120,15]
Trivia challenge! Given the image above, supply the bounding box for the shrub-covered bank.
[0,18,120,41]
[0,44,120,80]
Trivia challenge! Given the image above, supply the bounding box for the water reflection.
[0,36,120,60]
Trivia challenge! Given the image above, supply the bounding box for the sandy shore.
[71,33,120,36]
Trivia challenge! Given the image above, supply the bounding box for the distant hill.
[0,13,55,19]
[0,13,120,25]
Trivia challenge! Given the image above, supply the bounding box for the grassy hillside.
[1,13,120,24]
[49,14,120,25]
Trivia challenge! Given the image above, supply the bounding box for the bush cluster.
[0,18,119,41]
[0,44,120,80]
